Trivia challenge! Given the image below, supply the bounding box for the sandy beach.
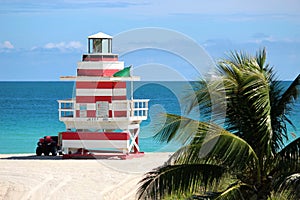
[0,153,172,200]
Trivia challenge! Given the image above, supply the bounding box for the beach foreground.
[0,152,171,200]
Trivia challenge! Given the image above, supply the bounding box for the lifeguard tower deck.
[58,32,149,159]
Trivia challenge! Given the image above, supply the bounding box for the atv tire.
[44,150,50,156]
[51,146,57,156]
[36,147,42,156]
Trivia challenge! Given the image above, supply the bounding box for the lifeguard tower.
[58,32,149,159]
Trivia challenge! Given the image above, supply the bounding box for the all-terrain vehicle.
[36,136,60,156]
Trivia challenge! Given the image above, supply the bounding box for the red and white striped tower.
[58,32,149,158]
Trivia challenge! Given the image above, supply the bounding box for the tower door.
[96,101,109,119]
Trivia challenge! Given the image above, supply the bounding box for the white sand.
[0,153,172,200]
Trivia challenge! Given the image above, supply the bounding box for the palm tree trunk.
[257,178,272,200]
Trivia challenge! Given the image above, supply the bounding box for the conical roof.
[88,32,112,39]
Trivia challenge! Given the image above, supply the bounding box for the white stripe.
[111,101,129,111]
[76,88,127,96]
[77,61,124,70]
[62,140,129,149]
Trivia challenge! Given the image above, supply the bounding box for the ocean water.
[0,81,299,153]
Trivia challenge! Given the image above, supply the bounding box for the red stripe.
[76,96,126,103]
[77,69,119,76]
[83,57,118,61]
[114,111,127,117]
[76,96,112,103]
[87,110,96,117]
[61,132,130,140]
[83,110,96,117]
[76,82,126,89]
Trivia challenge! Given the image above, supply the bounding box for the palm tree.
[137,48,300,200]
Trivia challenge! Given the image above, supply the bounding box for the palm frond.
[278,74,300,111]
[224,50,252,68]
[164,122,224,165]
[268,74,299,154]
[184,78,227,123]
[153,113,200,144]
[137,164,226,200]
[217,52,275,164]
[166,125,260,182]
[215,182,254,200]
[201,131,260,179]
[184,79,211,115]
[273,74,300,131]
[255,48,267,71]
[270,138,300,194]
[241,71,273,157]
[275,137,300,171]
[277,173,300,199]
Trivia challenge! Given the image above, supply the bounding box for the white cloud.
[43,41,83,51]
[250,33,275,44]
[67,41,82,49]
[0,41,14,49]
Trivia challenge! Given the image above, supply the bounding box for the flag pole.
[130,66,134,118]
[131,66,133,100]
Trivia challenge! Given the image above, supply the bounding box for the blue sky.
[0,0,300,80]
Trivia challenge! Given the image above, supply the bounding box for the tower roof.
[88,32,112,39]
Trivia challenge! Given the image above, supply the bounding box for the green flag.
[113,66,131,77]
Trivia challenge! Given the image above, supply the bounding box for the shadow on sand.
[1,155,62,160]
[1,151,145,160]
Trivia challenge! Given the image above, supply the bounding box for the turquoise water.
[0,81,299,153]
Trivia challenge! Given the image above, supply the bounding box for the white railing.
[58,99,149,121]
[58,99,76,119]
[111,99,149,119]
[131,99,149,118]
